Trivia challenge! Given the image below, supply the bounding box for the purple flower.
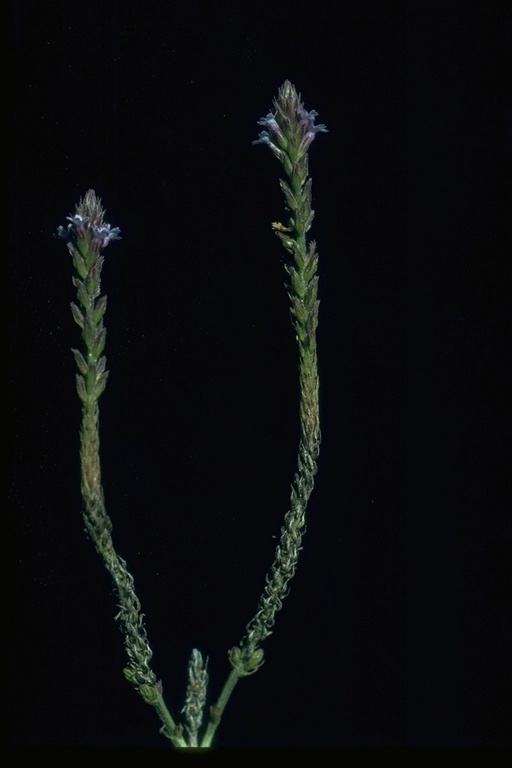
[252,130,286,163]
[297,107,328,136]
[252,130,273,147]
[55,225,71,242]
[55,214,91,242]
[254,111,287,146]
[91,225,122,250]
[67,214,91,227]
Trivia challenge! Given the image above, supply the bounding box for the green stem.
[152,690,189,748]
[200,668,241,748]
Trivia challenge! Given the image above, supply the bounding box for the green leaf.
[73,277,90,310]
[290,267,307,299]
[71,248,88,280]
[70,301,84,328]
[92,327,106,360]
[279,179,298,211]
[93,295,107,324]
[75,374,87,402]
[71,348,89,375]
[93,370,109,399]
[304,275,319,311]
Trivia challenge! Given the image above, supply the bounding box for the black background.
[8,0,511,749]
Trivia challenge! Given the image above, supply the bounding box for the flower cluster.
[56,217,121,251]
[55,189,121,253]
[253,80,327,166]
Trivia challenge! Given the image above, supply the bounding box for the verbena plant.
[55,81,327,749]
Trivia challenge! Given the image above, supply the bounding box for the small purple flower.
[252,130,273,147]
[253,114,285,151]
[67,214,91,227]
[254,111,287,146]
[91,225,122,250]
[64,213,91,240]
[55,224,71,242]
[252,130,282,153]
[297,107,328,136]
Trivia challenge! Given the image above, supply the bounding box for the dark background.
[8,0,510,749]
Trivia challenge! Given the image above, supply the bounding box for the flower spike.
[239,81,325,666]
